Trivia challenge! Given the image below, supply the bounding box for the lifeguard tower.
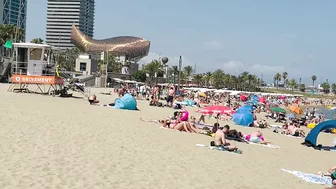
[7,43,64,94]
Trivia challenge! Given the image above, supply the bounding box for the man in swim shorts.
[167,86,175,107]
[214,125,241,153]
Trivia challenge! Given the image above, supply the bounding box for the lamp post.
[161,57,169,83]
[178,56,182,89]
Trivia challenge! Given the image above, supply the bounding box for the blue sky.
[26,0,336,84]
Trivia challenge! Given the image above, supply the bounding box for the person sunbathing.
[318,165,336,185]
[213,125,240,152]
[253,119,269,128]
[88,95,99,105]
[245,131,270,145]
[226,129,249,144]
[283,124,305,137]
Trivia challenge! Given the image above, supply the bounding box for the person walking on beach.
[167,86,175,107]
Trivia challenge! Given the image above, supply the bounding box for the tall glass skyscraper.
[0,0,28,31]
[46,0,95,50]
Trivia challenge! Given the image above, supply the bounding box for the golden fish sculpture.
[71,24,150,60]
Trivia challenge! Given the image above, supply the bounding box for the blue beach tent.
[304,120,336,146]
[113,93,137,110]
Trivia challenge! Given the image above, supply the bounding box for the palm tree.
[288,79,297,92]
[183,65,193,85]
[321,82,330,93]
[193,74,203,87]
[274,73,281,89]
[211,69,225,89]
[0,24,24,44]
[31,38,44,44]
[143,59,163,83]
[203,72,212,87]
[311,75,317,86]
[282,72,288,87]
[331,83,336,94]
[168,66,179,85]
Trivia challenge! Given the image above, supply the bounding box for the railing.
[12,61,56,76]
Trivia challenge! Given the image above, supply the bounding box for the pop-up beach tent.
[303,120,336,147]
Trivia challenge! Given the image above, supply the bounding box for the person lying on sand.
[253,119,269,129]
[88,95,99,105]
[213,125,241,152]
[244,131,270,145]
[318,165,336,185]
[282,124,305,137]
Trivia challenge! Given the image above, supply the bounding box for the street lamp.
[178,56,182,89]
[161,57,169,83]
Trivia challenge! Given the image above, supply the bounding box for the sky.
[26,0,336,84]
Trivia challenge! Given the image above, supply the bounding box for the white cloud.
[138,52,194,67]
[222,61,285,76]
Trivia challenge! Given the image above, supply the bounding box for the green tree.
[288,79,297,92]
[183,65,193,84]
[211,69,225,89]
[193,74,203,87]
[282,72,288,87]
[311,75,317,86]
[299,83,305,92]
[331,83,336,94]
[168,66,179,85]
[274,73,282,89]
[0,24,25,44]
[31,38,44,44]
[203,72,212,87]
[143,59,163,83]
[132,70,147,82]
[321,82,330,94]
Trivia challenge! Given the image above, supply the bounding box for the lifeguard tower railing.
[7,43,64,94]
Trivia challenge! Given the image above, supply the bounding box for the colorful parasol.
[196,105,235,115]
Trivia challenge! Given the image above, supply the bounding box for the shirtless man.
[167,86,175,107]
[214,125,239,152]
[285,124,305,137]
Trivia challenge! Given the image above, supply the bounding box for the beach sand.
[0,83,335,189]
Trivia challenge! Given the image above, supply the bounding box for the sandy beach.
[0,83,335,189]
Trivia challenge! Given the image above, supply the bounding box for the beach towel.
[196,144,242,154]
[248,142,280,149]
[281,168,332,186]
[284,134,304,139]
[270,125,282,129]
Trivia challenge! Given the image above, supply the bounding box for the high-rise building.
[0,0,28,37]
[46,0,95,50]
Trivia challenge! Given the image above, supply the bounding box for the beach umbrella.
[251,95,258,101]
[248,100,258,106]
[287,113,295,119]
[240,95,247,101]
[289,105,303,114]
[236,105,253,113]
[270,106,286,113]
[198,92,206,97]
[233,112,254,126]
[196,105,234,115]
[258,97,266,104]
